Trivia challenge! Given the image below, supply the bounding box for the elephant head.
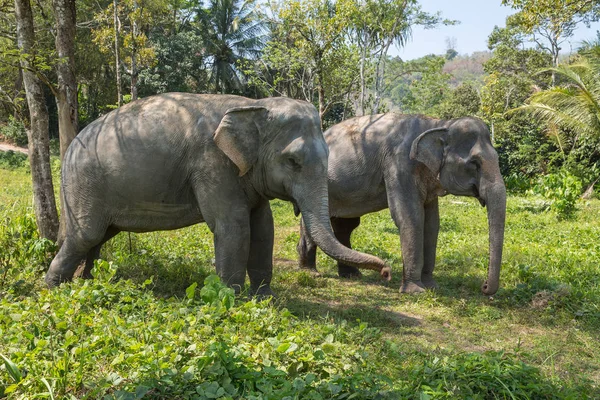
[213,98,391,279]
[410,117,506,295]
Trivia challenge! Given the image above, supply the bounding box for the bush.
[532,170,583,219]
[504,172,533,194]
[0,151,28,170]
[0,270,394,399]
[0,117,28,146]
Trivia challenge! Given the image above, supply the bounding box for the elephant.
[45,93,392,295]
[296,114,506,295]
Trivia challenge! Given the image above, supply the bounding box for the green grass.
[0,165,599,398]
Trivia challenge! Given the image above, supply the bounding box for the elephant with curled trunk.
[46,93,391,295]
[297,114,506,295]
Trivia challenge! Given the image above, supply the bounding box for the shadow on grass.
[278,293,423,334]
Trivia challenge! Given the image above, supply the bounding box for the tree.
[14,0,59,241]
[138,29,208,95]
[513,60,600,144]
[480,26,556,177]
[387,54,450,115]
[264,0,359,120]
[92,0,166,101]
[52,0,78,159]
[444,36,458,60]
[503,0,600,84]
[201,0,264,94]
[510,58,600,186]
[438,82,480,119]
[344,0,450,115]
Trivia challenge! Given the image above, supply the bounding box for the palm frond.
[509,58,600,146]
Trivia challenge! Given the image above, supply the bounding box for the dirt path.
[0,142,28,155]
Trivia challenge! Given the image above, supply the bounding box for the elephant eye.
[469,159,481,169]
[286,156,302,170]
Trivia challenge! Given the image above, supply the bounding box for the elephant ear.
[410,127,449,176]
[213,106,267,177]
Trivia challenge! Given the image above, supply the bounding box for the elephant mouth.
[292,201,301,216]
[473,186,486,207]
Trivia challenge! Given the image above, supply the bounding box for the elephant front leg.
[247,200,275,297]
[422,198,440,289]
[389,196,427,294]
[213,212,251,294]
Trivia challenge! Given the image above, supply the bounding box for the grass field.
[0,161,599,399]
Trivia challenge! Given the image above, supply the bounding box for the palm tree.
[201,0,265,94]
[511,57,600,194]
[512,58,600,150]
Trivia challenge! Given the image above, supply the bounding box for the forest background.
[2,0,600,206]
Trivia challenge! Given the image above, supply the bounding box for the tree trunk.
[130,0,138,100]
[14,68,24,119]
[114,0,122,106]
[52,0,78,160]
[359,28,367,116]
[15,0,59,241]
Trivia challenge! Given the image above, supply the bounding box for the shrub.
[504,172,532,194]
[0,271,394,399]
[0,117,28,146]
[532,170,583,219]
[0,151,28,170]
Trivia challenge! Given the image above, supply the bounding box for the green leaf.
[277,343,291,353]
[0,353,22,383]
[40,378,55,400]
[200,286,218,303]
[186,282,198,300]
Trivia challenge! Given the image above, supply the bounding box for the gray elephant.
[297,114,506,295]
[46,93,391,295]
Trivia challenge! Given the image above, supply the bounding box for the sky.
[392,0,600,60]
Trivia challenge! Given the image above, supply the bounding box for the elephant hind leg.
[45,222,111,288]
[297,218,318,272]
[331,217,362,278]
[46,238,93,288]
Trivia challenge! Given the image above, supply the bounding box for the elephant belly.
[108,181,205,232]
[329,188,388,218]
[113,201,204,233]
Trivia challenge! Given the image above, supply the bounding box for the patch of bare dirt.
[0,141,28,154]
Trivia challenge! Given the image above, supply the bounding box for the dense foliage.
[2,0,600,195]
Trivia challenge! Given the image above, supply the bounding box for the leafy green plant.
[0,117,27,146]
[0,150,28,170]
[504,172,533,193]
[399,351,561,398]
[532,170,583,218]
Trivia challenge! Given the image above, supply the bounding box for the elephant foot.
[421,274,438,289]
[338,264,362,279]
[400,280,427,294]
[251,285,276,300]
[45,273,70,289]
[299,265,322,277]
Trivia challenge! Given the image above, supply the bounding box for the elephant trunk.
[480,177,506,296]
[296,189,391,280]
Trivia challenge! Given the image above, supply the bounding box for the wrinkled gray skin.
[46,93,391,295]
[297,114,506,295]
